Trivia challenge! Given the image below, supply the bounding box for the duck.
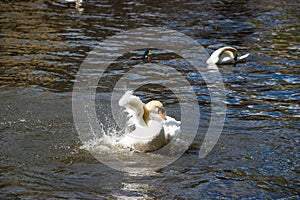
[117,91,180,152]
[65,0,84,13]
[206,46,249,65]
[130,50,152,60]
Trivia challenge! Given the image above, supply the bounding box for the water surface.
[1,0,299,199]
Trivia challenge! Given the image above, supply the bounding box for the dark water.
[1,0,299,199]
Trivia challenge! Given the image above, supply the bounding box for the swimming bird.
[117,91,180,152]
[130,50,152,60]
[206,46,249,65]
[118,90,166,127]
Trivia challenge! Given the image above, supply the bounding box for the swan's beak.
[158,108,167,120]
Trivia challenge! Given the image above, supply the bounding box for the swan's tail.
[237,53,249,61]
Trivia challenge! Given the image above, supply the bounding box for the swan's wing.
[219,54,234,63]
[119,91,145,117]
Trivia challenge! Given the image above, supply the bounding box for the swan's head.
[143,100,167,125]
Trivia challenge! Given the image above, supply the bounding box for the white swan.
[118,90,166,127]
[117,91,180,152]
[206,46,249,65]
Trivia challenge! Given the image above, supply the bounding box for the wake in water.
[78,91,193,173]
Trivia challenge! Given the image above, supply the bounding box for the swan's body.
[118,91,180,152]
[117,120,166,152]
[206,46,249,65]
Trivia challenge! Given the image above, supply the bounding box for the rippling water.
[1,0,299,199]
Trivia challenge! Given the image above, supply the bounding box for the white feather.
[118,91,147,127]
[207,46,249,65]
[117,91,182,152]
[237,53,249,61]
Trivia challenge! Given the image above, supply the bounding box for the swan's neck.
[143,106,150,126]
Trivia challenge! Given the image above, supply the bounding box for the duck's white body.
[206,46,249,65]
[117,91,180,152]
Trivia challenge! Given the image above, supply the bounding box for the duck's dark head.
[143,49,152,59]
